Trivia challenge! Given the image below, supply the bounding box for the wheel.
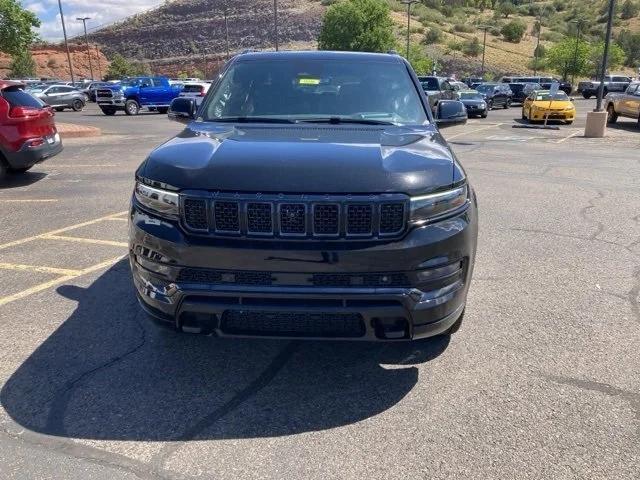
[125,99,140,116]
[480,111,487,118]
[0,159,7,181]
[521,109,526,120]
[100,107,116,116]
[54,107,64,112]
[71,99,84,112]
[487,99,493,110]
[83,93,89,102]
[607,105,618,124]
[582,92,592,99]
[443,309,465,336]
[157,107,168,114]
[503,99,511,109]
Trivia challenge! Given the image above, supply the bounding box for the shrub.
[462,37,482,57]
[447,40,463,52]
[453,23,475,33]
[424,26,443,44]
[501,20,527,43]
[540,31,564,42]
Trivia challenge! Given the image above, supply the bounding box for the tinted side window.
[613,76,629,82]
[1,87,45,108]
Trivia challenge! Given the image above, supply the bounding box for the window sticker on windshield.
[298,77,321,86]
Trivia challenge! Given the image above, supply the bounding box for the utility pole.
[533,17,541,75]
[479,25,490,77]
[77,17,94,80]
[596,0,616,112]
[273,0,279,51]
[57,0,75,83]
[224,7,230,59]
[401,1,419,61]
[95,46,102,80]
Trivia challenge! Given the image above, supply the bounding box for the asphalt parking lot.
[0,100,639,479]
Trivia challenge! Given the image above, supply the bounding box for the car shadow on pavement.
[608,121,640,133]
[1,260,449,441]
[0,171,47,189]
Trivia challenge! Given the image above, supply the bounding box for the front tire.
[54,107,64,112]
[480,111,487,118]
[503,99,511,109]
[125,99,140,116]
[582,92,592,99]
[8,166,32,173]
[100,107,116,116]
[521,109,526,120]
[487,99,493,110]
[157,107,168,114]
[607,105,618,124]
[71,99,84,112]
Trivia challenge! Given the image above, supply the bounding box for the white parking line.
[43,234,129,248]
[446,123,504,140]
[556,131,582,144]
[0,263,82,276]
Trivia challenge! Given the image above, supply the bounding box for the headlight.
[134,181,179,218]
[410,185,469,226]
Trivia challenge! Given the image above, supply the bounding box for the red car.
[0,80,63,179]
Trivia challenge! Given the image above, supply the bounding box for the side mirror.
[168,97,197,123]
[435,100,468,128]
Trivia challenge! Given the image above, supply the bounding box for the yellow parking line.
[0,255,125,308]
[43,234,128,248]
[1,199,58,203]
[0,211,127,251]
[0,262,81,276]
[446,123,504,140]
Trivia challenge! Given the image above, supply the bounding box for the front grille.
[96,89,113,98]
[220,310,366,338]
[181,193,408,240]
[178,268,274,285]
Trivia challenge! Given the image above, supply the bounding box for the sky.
[22,0,164,41]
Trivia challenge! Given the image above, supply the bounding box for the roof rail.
[387,50,400,55]
[241,49,259,54]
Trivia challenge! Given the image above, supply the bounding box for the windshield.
[202,59,428,125]
[419,78,439,91]
[533,92,569,101]
[475,84,496,93]
[459,92,483,100]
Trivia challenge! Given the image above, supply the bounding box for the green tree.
[106,53,136,79]
[620,0,639,20]
[318,0,395,52]
[586,41,626,77]
[617,29,640,67]
[0,0,40,55]
[9,49,36,77]
[544,38,590,79]
[405,43,433,75]
[501,20,526,43]
[495,1,517,18]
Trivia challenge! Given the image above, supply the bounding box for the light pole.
[478,25,491,77]
[95,45,102,80]
[596,0,616,112]
[77,17,94,80]
[569,19,582,86]
[57,0,75,83]
[273,0,279,51]
[401,0,419,61]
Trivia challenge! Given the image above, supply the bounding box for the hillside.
[81,0,639,79]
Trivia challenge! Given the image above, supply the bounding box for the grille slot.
[178,268,274,286]
[220,310,366,338]
[214,201,240,232]
[247,202,273,234]
[279,203,306,235]
[313,204,340,235]
[183,198,208,231]
[311,273,410,287]
[346,204,373,235]
[380,203,405,234]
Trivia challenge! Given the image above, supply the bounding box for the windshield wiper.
[297,117,396,125]
[207,116,297,124]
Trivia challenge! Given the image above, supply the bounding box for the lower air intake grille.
[220,310,366,338]
[183,199,208,230]
[177,268,274,285]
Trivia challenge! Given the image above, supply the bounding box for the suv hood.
[142,123,457,195]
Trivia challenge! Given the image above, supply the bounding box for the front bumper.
[2,133,63,169]
[529,111,575,122]
[129,197,478,341]
[97,98,125,107]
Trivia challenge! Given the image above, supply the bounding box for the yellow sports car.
[522,90,576,124]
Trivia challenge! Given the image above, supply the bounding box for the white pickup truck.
[605,82,640,126]
[578,75,632,99]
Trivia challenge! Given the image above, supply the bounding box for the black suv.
[475,83,513,109]
[130,51,478,341]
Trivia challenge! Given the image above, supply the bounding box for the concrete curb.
[56,122,102,139]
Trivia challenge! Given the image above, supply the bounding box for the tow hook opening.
[373,317,409,340]
[177,312,218,335]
